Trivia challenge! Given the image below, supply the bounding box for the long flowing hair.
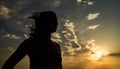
[29,11,58,37]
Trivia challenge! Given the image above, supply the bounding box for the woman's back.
[24,37,62,69]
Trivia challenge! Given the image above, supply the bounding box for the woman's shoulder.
[53,42,60,46]
[51,41,60,48]
[20,37,33,46]
[51,41,61,53]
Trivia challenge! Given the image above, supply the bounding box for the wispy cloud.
[62,20,81,55]
[62,20,99,56]
[62,19,105,59]
[77,0,82,3]
[52,0,61,8]
[85,39,96,50]
[46,0,61,8]
[62,54,119,69]
[0,5,10,19]
[12,0,30,13]
[87,1,94,5]
[0,47,15,58]
[23,34,29,39]
[51,32,62,43]
[87,13,100,20]
[87,24,100,30]
[80,24,100,34]
[2,34,22,39]
[16,21,22,25]
[7,47,15,52]
[77,0,94,6]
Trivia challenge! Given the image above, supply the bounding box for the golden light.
[90,47,110,60]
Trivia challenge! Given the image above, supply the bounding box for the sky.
[0,0,120,69]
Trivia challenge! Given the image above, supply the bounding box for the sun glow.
[90,47,110,60]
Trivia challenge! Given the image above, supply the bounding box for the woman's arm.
[2,40,28,69]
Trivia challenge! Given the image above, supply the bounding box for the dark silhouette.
[2,11,62,69]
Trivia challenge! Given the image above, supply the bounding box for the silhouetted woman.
[2,11,62,69]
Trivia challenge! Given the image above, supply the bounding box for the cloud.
[23,34,30,39]
[2,34,22,39]
[64,20,75,32]
[62,20,101,56]
[80,24,100,34]
[46,0,61,8]
[0,29,6,34]
[109,53,120,56]
[87,13,100,20]
[77,0,94,6]
[51,32,62,43]
[52,0,61,7]
[7,47,15,52]
[65,46,76,55]
[62,19,107,59]
[0,5,10,19]
[11,0,30,12]
[87,1,94,5]
[62,20,81,55]
[16,21,22,25]
[51,32,61,39]
[62,55,120,69]
[0,47,15,53]
[77,0,82,3]
[0,47,15,57]
[87,24,100,30]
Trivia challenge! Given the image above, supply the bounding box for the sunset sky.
[0,0,120,69]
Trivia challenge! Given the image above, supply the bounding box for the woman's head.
[29,11,58,34]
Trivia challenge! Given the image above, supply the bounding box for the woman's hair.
[29,11,58,37]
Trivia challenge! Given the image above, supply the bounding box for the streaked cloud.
[52,0,61,8]
[16,21,22,25]
[85,39,95,50]
[80,24,100,35]
[0,5,10,19]
[0,47,15,56]
[51,32,61,39]
[109,53,120,56]
[62,20,100,56]
[2,34,22,39]
[77,0,94,6]
[64,20,75,32]
[46,0,61,8]
[87,1,94,5]
[11,0,30,13]
[0,29,5,34]
[87,13,100,20]
[7,47,15,52]
[51,32,62,43]
[62,55,120,69]
[87,24,100,30]
[23,34,29,39]
[77,0,82,3]
[63,20,81,55]
[62,20,105,58]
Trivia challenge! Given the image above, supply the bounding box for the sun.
[90,47,110,60]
